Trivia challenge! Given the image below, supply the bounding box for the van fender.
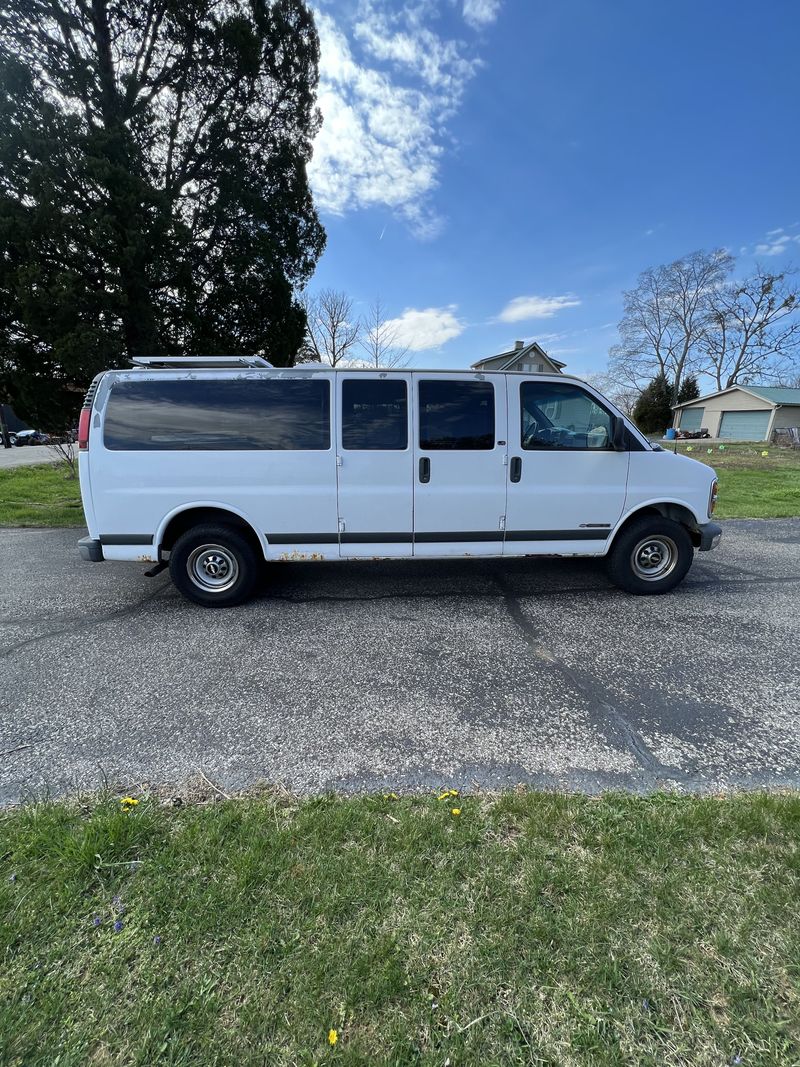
[154,501,267,557]
[609,498,705,547]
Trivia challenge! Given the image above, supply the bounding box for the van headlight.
[708,478,718,516]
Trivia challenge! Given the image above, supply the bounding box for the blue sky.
[307,0,800,376]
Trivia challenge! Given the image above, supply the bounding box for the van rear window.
[104,378,330,451]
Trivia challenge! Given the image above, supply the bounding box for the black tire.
[169,523,259,607]
[606,516,694,595]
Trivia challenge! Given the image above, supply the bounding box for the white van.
[77,357,721,606]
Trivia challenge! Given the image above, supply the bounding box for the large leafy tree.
[0,0,325,427]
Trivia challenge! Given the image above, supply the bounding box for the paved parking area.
[2,521,799,804]
[0,448,57,470]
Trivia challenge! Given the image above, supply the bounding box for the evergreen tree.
[677,375,700,404]
[0,0,325,427]
[632,373,674,435]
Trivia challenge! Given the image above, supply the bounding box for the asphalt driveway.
[2,520,799,804]
[0,449,57,470]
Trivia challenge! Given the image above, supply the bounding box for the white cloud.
[497,294,582,323]
[462,0,502,28]
[354,7,477,94]
[384,305,464,349]
[748,227,800,257]
[309,3,488,237]
[754,235,797,256]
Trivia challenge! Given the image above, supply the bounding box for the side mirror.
[611,416,627,451]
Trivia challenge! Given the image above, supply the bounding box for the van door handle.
[510,456,522,482]
[419,456,430,483]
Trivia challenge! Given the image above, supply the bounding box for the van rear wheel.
[169,524,258,607]
[606,517,693,595]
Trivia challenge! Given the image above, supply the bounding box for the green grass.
[2,791,800,1066]
[659,441,800,518]
[0,461,84,526]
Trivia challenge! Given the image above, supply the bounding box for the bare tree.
[609,249,734,401]
[47,437,77,478]
[299,289,361,366]
[584,371,640,417]
[702,267,800,389]
[359,297,409,368]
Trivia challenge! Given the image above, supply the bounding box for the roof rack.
[129,356,273,369]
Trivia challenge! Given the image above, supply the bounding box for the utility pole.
[0,403,12,449]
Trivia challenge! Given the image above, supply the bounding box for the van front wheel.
[606,517,693,595]
[169,524,258,607]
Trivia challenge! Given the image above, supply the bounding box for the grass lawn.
[0,462,84,526]
[2,790,800,1066]
[657,441,800,519]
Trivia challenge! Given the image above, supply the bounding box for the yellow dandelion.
[761,450,769,457]
[120,797,139,806]
[328,1028,338,1046]
[451,808,461,816]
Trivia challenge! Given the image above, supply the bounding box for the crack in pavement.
[261,568,800,606]
[0,579,172,659]
[492,571,692,785]
[4,568,798,655]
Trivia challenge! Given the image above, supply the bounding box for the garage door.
[680,407,704,431]
[718,410,771,441]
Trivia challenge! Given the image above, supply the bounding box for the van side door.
[335,373,414,557]
[413,373,508,555]
[504,377,629,554]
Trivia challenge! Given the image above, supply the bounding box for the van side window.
[104,378,330,451]
[418,381,494,450]
[342,379,408,450]
[520,381,613,450]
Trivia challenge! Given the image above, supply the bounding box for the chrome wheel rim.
[187,544,239,593]
[631,535,678,581]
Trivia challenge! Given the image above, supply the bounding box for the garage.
[679,407,705,432]
[673,386,800,441]
[718,410,772,441]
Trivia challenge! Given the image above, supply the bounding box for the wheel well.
[159,508,264,558]
[614,504,702,547]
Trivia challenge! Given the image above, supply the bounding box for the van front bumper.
[697,521,722,552]
[78,536,104,562]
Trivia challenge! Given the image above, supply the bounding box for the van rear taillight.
[78,374,103,451]
[78,406,91,450]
